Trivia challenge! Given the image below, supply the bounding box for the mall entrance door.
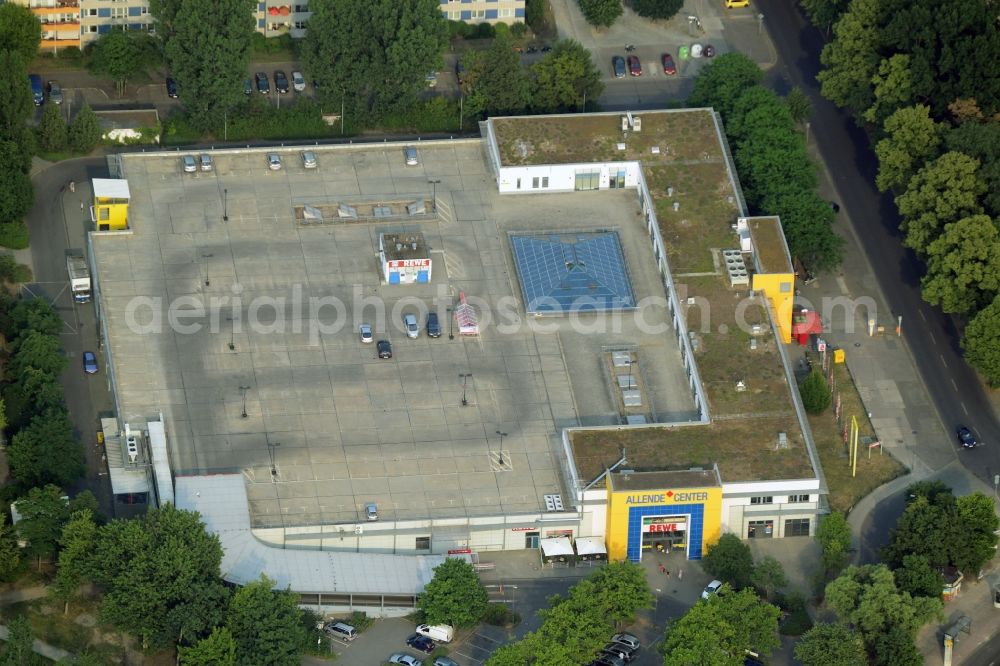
[641,516,687,554]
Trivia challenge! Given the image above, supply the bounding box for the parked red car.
[627,55,642,76]
[661,53,676,75]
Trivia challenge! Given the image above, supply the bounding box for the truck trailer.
[66,254,91,303]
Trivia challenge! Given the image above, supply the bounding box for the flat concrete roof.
[609,468,720,492]
[747,216,793,274]
[94,140,695,528]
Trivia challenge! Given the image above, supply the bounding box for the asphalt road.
[755,0,1000,485]
[27,157,116,517]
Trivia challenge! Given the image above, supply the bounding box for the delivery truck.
[66,253,91,303]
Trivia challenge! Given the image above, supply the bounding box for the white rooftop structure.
[574,536,607,557]
[147,417,173,507]
[91,178,130,199]
[175,474,446,595]
[539,536,574,558]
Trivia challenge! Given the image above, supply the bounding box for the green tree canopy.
[689,52,764,119]
[88,29,162,97]
[3,297,64,339]
[662,588,781,666]
[873,625,923,666]
[816,512,852,576]
[226,575,304,666]
[9,329,66,377]
[817,0,884,118]
[14,485,71,567]
[897,151,985,256]
[800,369,832,414]
[462,34,531,117]
[631,0,684,20]
[0,50,32,142]
[863,54,914,126]
[584,561,653,626]
[893,554,943,599]
[577,0,622,28]
[180,627,238,666]
[795,622,867,666]
[920,214,1000,315]
[530,39,604,113]
[701,533,754,590]
[799,0,850,35]
[418,557,489,628]
[0,155,33,225]
[90,505,229,650]
[302,0,448,118]
[1,614,40,666]
[751,555,788,601]
[37,102,68,153]
[0,4,41,63]
[875,104,942,192]
[785,86,813,125]
[962,293,1000,386]
[7,410,84,489]
[51,509,98,615]
[824,564,941,650]
[151,0,254,132]
[68,103,104,154]
[944,120,1000,217]
[0,515,22,581]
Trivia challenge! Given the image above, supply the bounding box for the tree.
[88,29,161,97]
[577,0,621,28]
[816,512,852,576]
[462,35,531,117]
[530,39,604,113]
[785,86,813,125]
[14,485,71,570]
[824,564,941,651]
[51,509,98,615]
[68,103,103,154]
[227,575,304,666]
[90,505,229,650]
[418,557,488,628]
[873,626,923,666]
[897,151,985,256]
[302,0,448,118]
[920,214,1000,315]
[0,50,32,142]
[525,0,546,32]
[0,4,41,64]
[631,0,683,20]
[817,0,884,118]
[874,105,941,192]
[9,329,66,377]
[881,494,954,569]
[585,561,653,626]
[751,556,787,601]
[0,154,33,224]
[0,515,22,581]
[799,0,850,35]
[7,409,84,489]
[36,102,68,153]
[534,596,612,664]
[701,534,754,590]
[799,369,832,414]
[662,588,780,666]
[863,54,914,126]
[1,615,40,666]
[795,622,867,666]
[151,0,254,132]
[963,294,1000,386]
[893,554,943,599]
[3,297,63,339]
[689,52,764,119]
[954,492,1000,574]
[180,627,238,666]
[944,120,1000,218]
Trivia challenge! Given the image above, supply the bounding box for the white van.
[416,624,454,643]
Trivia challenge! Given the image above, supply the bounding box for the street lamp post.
[495,430,507,466]
[428,178,441,213]
[223,188,229,222]
[226,315,236,351]
[460,373,472,407]
[626,359,634,389]
[239,384,251,418]
[267,440,281,479]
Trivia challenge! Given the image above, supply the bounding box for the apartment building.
[18,0,526,54]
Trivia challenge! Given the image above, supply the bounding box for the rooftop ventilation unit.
[124,425,139,463]
[622,115,629,131]
[632,116,641,132]
[544,494,564,511]
[722,249,749,287]
[777,432,788,449]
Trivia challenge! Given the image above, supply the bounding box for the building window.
[516,178,521,190]
[88,8,98,16]
[471,9,486,19]
[294,21,306,29]
[784,518,810,536]
[750,496,773,505]
[499,8,514,17]
[294,3,308,10]
[524,531,540,549]
[99,208,110,221]
[574,171,600,191]
[748,520,773,538]
[88,25,98,32]
[532,176,539,189]
[112,8,126,18]
[448,10,461,19]
[542,176,549,188]
[415,536,430,551]
[788,494,810,503]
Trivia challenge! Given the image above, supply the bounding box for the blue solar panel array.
[511,232,637,314]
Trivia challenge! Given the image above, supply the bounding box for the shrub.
[799,369,832,414]
[510,22,528,38]
[0,256,31,284]
[0,222,29,250]
[381,97,463,133]
[475,22,495,39]
[493,22,510,39]
[483,602,515,626]
[348,611,373,632]
[448,20,474,39]
[779,591,813,636]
